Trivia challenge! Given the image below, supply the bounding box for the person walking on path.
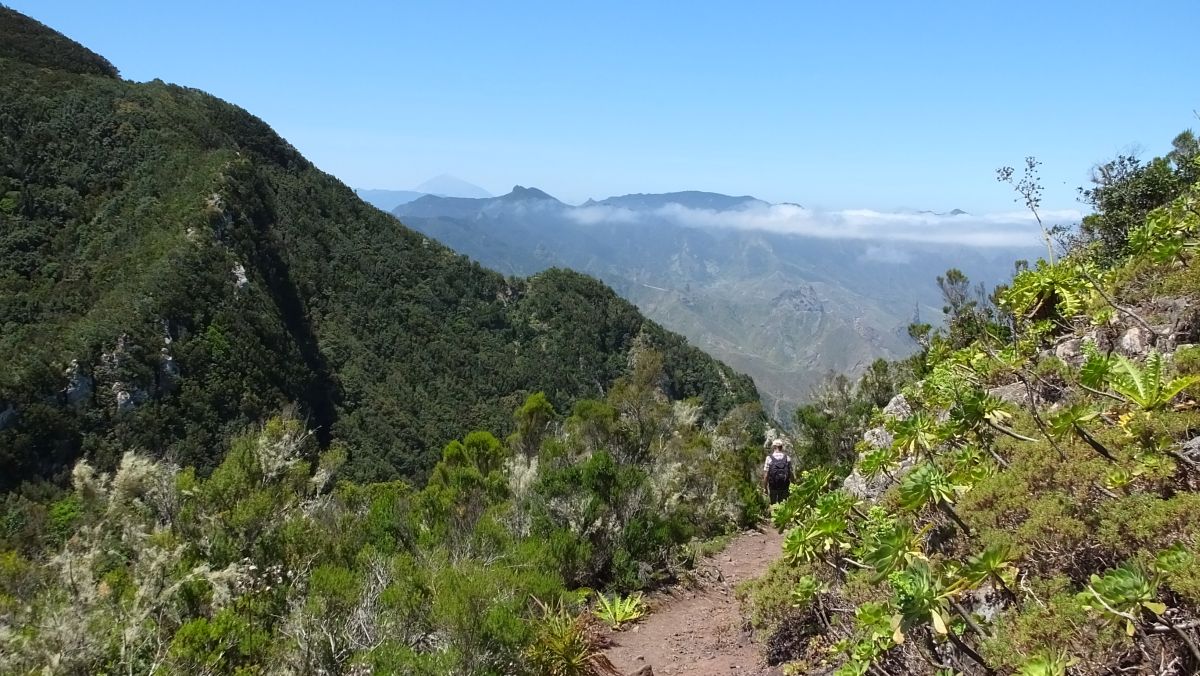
[762,438,793,505]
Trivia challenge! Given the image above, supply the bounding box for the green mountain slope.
[0,7,118,77]
[0,6,757,489]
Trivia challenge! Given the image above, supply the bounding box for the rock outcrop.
[98,334,150,415]
[987,381,1039,410]
[762,428,793,455]
[1117,326,1154,357]
[1053,337,1084,365]
[881,393,912,420]
[232,262,249,289]
[0,403,16,431]
[843,394,916,502]
[63,360,93,409]
[1180,436,1200,462]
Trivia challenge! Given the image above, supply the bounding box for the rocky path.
[603,527,784,676]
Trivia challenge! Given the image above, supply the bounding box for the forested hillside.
[741,133,1200,675]
[0,6,757,490]
[0,8,773,674]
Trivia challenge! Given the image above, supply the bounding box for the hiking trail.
[603,527,785,676]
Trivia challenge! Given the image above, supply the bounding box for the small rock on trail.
[603,527,785,676]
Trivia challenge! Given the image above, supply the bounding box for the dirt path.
[603,527,784,676]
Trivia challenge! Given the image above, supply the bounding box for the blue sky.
[11,1,1197,212]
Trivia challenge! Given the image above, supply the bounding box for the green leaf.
[1108,351,1194,410]
[891,614,905,644]
[931,609,948,634]
[1079,341,1111,389]
[1142,601,1166,615]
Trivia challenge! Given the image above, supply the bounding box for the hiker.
[762,438,793,505]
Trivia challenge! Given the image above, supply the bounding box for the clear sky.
[10,1,1198,212]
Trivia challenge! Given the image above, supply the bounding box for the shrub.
[982,590,1126,673]
[525,599,620,676]
[737,557,823,635]
[46,492,82,543]
[168,607,271,674]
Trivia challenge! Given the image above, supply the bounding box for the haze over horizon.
[10,1,1197,217]
[374,180,1061,249]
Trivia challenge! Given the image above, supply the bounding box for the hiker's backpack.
[767,455,791,489]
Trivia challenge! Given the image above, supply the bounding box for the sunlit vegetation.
[741,133,1200,674]
[5,6,1200,674]
[0,350,769,673]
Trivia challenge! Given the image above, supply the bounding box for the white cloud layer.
[566,202,1081,248]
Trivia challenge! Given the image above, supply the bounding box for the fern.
[1000,259,1093,323]
[1079,340,1112,389]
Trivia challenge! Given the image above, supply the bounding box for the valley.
[388,188,1041,418]
[2,4,1198,676]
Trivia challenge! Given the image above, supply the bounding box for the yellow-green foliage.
[592,592,647,630]
[525,599,620,676]
[762,170,1200,674]
[982,587,1128,673]
[1174,344,1200,378]
[1095,493,1200,563]
[999,259,1095,324]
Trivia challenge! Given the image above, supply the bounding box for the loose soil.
[603,527,784,676]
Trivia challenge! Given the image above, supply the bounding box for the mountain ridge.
[0,7,118,77]
[596,190,765,211]
[0,11,758,488]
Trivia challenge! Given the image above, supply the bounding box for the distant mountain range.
[393,187,1043,420]
[354,189,427,211]
[356,175,492,212]
[589,191,765,211]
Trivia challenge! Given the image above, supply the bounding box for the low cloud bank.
[567,202,1080,248]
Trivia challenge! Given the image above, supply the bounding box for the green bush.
[736,557,822,635]
[46,492,82,543]
[0,550,38,613]
[525,599,619,676]
[982,590,1125,673]
[168,607,271,674]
